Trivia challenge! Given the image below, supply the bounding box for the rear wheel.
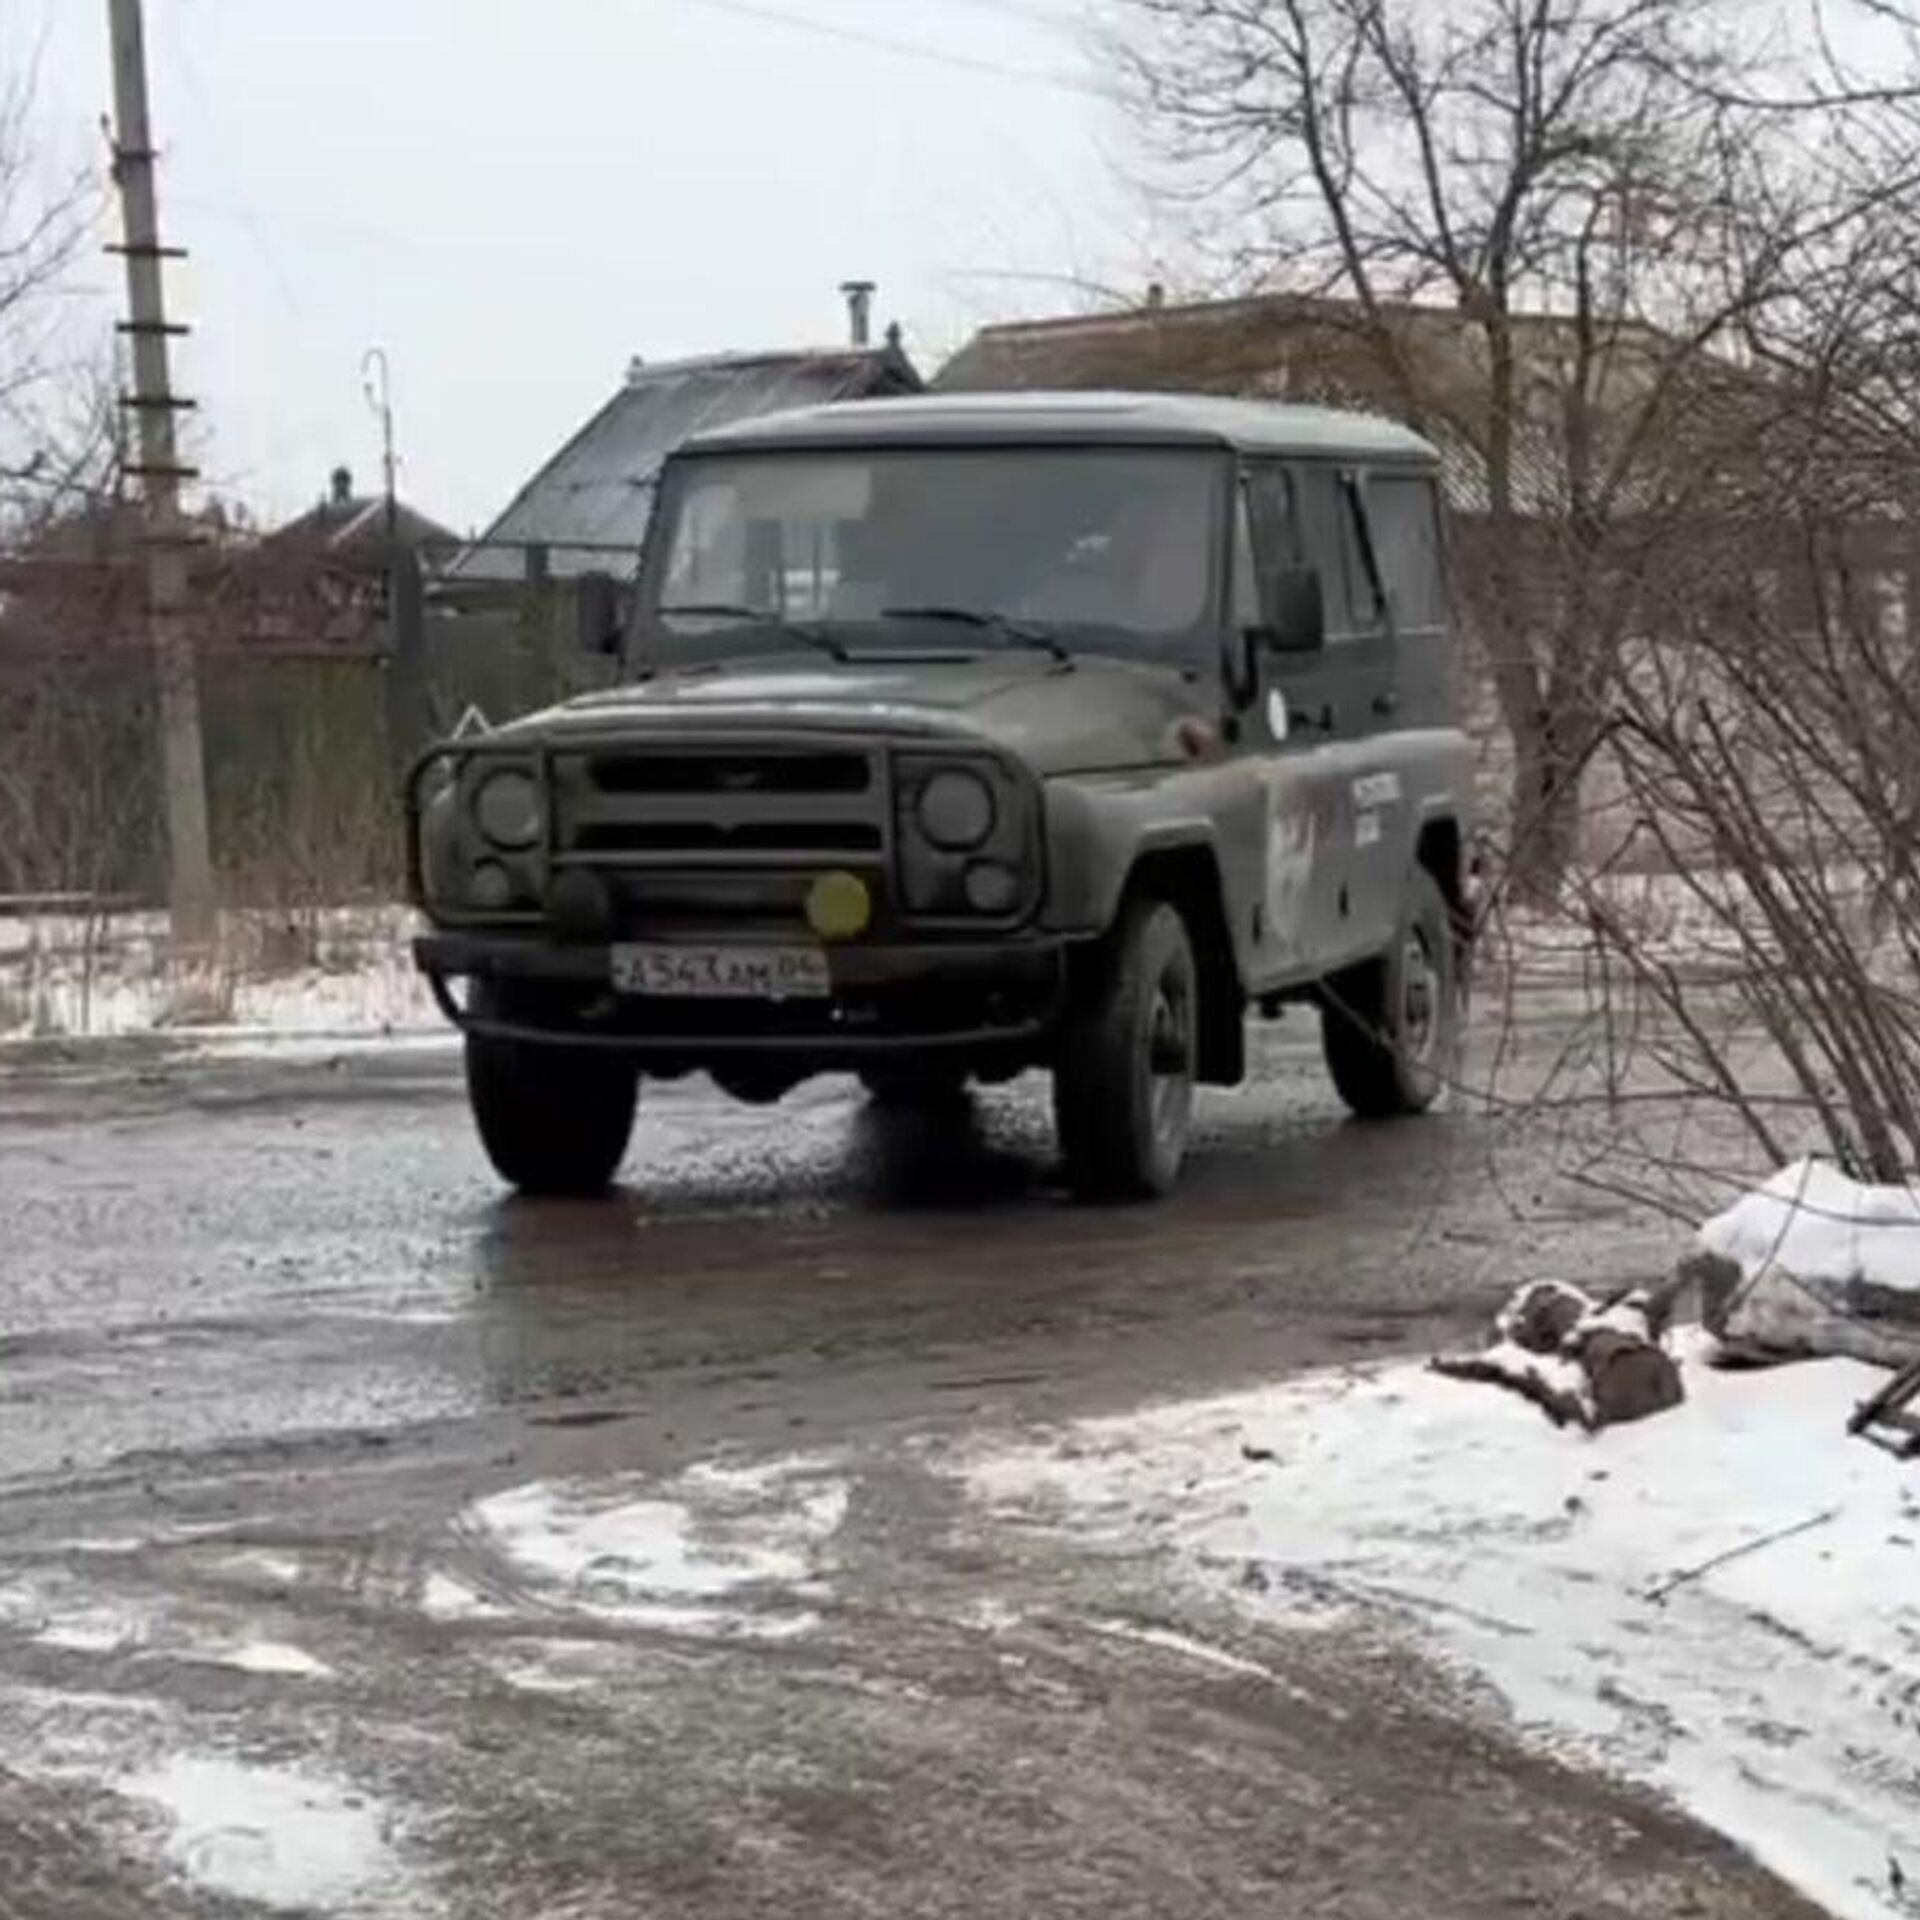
[464,984,639,1196]
[1053,898,1198,1200]
[1320,868,1458,1118]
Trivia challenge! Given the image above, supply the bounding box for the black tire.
[1053,898,1199,1201]
[859,1066,970,1111]
[463,985,639,1197]
[1320,868,1459,1119]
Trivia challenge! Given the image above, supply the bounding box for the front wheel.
[1053,898,1198,1201]
[464,986,639,1196]
[1320,868,1459,1118]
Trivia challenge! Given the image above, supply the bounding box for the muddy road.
[0,1014,1821,1919]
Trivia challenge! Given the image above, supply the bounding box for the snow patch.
[965,1333,1920,1920]
[484,1638,634,1696]
[207,1642,333,1680]
[460,1454,847,1637]
[420,1572,503,1622]
[0,905,437,1045]
[120,1755,405,1912]
[34,1606,149,1655]
[1702,1157,1920,1295]
[216,1550,304,1587]
[1085,1619,1303,1691]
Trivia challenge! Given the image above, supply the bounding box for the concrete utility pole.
[106,0,215,944]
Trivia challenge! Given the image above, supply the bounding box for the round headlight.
[918,767,995,851]
[474,768,542,849]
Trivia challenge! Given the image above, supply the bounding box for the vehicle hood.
[492,653,1198,775]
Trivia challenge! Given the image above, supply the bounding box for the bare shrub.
[207,653,404,926]
[153,965,236,1030]
[1110,0,1920,905]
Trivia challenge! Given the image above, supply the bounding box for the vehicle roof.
[677,390,1438,463]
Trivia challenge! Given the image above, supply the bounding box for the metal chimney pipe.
[839,280,876,348]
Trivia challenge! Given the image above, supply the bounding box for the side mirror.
[1257,566,1325,653]
[572,570,622,656]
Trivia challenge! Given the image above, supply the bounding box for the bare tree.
[0,26,100,532]
[1110,0,1920,903]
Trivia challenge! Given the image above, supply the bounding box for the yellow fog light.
[805,870,872,941]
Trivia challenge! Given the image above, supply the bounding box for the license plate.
[610,942,830,1000]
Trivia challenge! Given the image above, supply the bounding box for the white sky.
[23,0,1141,535]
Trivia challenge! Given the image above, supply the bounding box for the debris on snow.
[1642,1505,1839,1605]
[1846,1356,1920,1461]
[1433,1279,1684,1430]
[1695,1158,1920,1367]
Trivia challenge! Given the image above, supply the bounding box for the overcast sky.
[24,0,1139,535]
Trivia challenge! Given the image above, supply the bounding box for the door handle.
[1372,690,1400,717]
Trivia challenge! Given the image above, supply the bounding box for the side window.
[1365,474,1447,631]
[1230,487,1262,629]
[1339,474,1387,631]
[1291,464,1354,636]
[1242,461,1301,617]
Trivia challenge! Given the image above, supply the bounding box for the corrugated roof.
[450,346,922,583]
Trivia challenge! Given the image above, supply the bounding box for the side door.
[1238,459,1352,983]
[1343,467,1448,955]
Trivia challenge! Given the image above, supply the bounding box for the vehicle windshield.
[639,447,1222,662]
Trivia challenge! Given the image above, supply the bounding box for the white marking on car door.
[1265,783,1316,948]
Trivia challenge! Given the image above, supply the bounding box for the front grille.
[553,738,888,872]
[588,750,870,796]
[575,820,883,854]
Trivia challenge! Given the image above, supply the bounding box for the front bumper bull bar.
[415,930,1069,1059]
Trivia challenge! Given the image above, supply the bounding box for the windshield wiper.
[880,605,1073,666]
[655,602,846,662]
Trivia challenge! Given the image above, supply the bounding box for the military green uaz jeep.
[409,392,1472,1200]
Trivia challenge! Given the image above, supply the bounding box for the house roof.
[935,292,1694,517]
[267,491,460,564]
[450,344,923,583]
[683,389,1438,463]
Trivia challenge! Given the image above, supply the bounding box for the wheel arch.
[1114,839,1246,1087]
[1413,810,1472,961]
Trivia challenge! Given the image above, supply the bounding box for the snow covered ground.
[964,1331,1920,1920]
[0,905,437,1044]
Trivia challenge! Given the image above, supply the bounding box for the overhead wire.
[670,0,1116,99]
[151,0,304,315]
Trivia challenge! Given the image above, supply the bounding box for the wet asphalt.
[0,1011,1826,1919]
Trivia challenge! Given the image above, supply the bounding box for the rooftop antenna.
[360,345,396,543]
